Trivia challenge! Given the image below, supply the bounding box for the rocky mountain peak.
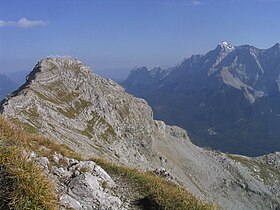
[217,41,234,52]
[26,57,87,86]
[131,66,149,73]
[0,57,179,168]
[1,57,93,108]
[34,57,91,77]
[272,42,280,48]
[266,43,280,55]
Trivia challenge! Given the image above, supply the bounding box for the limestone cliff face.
[0,57,162,168]
[1,57,279,209]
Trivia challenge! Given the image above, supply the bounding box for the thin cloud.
[191,0,203,6]
[162,0,204,7]
[0,18,49,28]
[161,2,187,7]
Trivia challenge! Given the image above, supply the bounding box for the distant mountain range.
[0,73,18,100]
[122,42,280,156]
[4,70,29,86]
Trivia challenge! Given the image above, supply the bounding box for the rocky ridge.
[1,57,280,209]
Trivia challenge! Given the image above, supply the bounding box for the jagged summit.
[131,66,148,72]
[1,57,95,109]
[34,57,90,74]
[267,42,280,52]
[218,41,234,51]
[271,42,280,48]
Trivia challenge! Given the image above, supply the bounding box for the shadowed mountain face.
[0,73,18,100]
[122,42,280,156]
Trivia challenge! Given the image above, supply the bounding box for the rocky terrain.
[33,152,129,210]
[0,115,160,210]
[1,57,280,209]
[123,42,280,156]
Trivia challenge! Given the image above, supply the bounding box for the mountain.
[4,70,29,87]
[122,42,280,156]
[0,73,18,100]
[1,57,280,209]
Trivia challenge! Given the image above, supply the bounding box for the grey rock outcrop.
[1,57,280,209]
[32,152,128,210]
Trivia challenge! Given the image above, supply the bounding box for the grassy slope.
[93,158,216,210]
[0,115,215,210]
[0,115,58,209]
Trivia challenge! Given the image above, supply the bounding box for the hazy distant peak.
[131,66,149,73]
[219,41,230,46]
[272,42,280,47]
[150,66,162,71]
[0,73,18,101]
[269,42,280,50]
[178,54,203,67]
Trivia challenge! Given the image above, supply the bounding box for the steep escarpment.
[1,57,280,209]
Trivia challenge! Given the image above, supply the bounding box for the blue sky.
[1,0,280,79]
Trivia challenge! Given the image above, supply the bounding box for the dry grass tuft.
[0,115,83,160]
[92,158,216,210]
[0,115,59,209]
[0,147,57,210]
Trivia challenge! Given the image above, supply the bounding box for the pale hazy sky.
[1,0,280,79]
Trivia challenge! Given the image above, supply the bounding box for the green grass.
[83,111,116,141]
[10,118,38,134]
[57,107,76,118]
[32,89,59,104]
